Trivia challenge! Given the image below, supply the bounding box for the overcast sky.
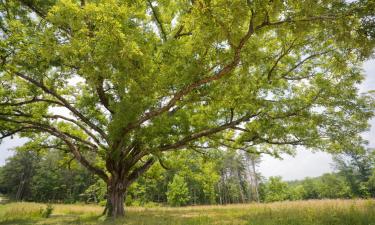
[0,60,374,181]
[259,59,375,181]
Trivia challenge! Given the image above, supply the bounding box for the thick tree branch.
[46,115,105,148]
[159,112,260,152]
[0,115,98,152]
[127,158,155,185]
[34,125,108,182]
[96,78,114,114]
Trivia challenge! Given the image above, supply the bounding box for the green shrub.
[40,203,54,218]
[166,174,190,206]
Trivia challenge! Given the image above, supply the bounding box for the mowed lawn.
[0,199,374,225]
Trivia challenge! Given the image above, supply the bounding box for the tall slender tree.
[0,0,374,218]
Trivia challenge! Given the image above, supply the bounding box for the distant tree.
[1,0,374,217]
[30,150,94,203]
[0,149,38,200]
[166,174,190,207]
[263,176,289,202]
[333,148,374,197]
[0,147,94,203]
[243,152,261,202]
[82,178,107,204]
[300,178,321,199]
[217,149,249,204]
[288,185,306,201]
[316,173,352,199]
[368,169,375,197]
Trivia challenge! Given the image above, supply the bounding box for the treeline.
[0,148,374,206]
[0,148,261,205]
[261,149,375,202]
[0,150,95,203]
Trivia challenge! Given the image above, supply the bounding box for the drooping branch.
[0,109,104,148]
[0,117,108,181]
[32,125,108,182]
[60,130,98,150]
[46,115,105,148]
[0,115,98,152]
[0,127,27,139]
[13,71,108,141]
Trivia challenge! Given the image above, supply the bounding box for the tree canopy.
[0,0,374,217]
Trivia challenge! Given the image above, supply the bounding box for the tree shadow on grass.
[0,218,39,225]
[0,215,103,225]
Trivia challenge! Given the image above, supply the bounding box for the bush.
[40,204,54,218]
[263,177,289,202]
[167,174,190,206]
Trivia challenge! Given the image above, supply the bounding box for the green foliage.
[0,150,38,200]
[166,174,190,207]
[263,176,289,202]
[333,148,375,198]
[317,173,352,199]
[82,179,107,204]
[288,185,306,201]
[39,203,54,218]
[368,169,375,196]
[1,0,375,216]
[125,150,258,206]
[0,149,95,203]
[1,200,375,225]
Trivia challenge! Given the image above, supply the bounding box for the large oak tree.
[0,0,374,217]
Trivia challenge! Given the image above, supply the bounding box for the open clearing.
[0,199,374,225]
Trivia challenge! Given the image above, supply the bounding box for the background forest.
[1,146,374,206]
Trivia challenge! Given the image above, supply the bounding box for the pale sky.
[259,59,375,181]
[0,60,374,181]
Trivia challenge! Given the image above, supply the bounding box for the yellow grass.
[0,199,374,225]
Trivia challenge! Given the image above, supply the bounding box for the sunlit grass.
[0,199,374,225]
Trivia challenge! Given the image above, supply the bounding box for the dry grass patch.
[0,199,374,225]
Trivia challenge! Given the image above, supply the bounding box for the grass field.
[0,199,374,225]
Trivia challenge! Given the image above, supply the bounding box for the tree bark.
[106,179,127,218]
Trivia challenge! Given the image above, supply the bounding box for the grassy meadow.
[0,199,374,225]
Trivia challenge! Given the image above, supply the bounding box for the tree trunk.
[16,172,25,201]
[106,179,127,218]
